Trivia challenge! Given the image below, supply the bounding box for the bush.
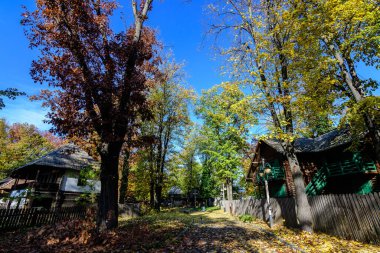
[239,214,254,223]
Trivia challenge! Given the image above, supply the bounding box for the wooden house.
[246,129,380,198]
[1,144,100,209]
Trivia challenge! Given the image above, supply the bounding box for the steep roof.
[11,144,97,174]
[263,129,351,154]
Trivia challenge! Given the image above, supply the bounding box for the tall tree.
[295,0,380,159]
[197,82,256,202]
[22,0,156,229]
[207,0,325,232]
[177,128,203,202]
[139,59,193,210]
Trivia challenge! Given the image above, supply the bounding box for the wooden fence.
[0,206,87,231]
[222,192,380,244]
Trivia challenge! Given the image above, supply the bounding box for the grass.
[238,214,254,223]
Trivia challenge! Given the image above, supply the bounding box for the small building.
[246,129,380,198]
[1,144,100,209]
[168,186,184,207]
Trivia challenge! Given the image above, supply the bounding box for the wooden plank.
[356,194,374,243]
[349,194,368,242]
[336,194,352,240]
[317,194,329,233]
[371,192,380,212]
[342,194,361,242]
[327,194,340,237]
[367,193,380,235]
[362,194,380,243]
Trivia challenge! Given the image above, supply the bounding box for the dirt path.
[164,210,300,253]
[163,210,378,253]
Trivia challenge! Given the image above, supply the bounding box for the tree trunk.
[226,178,233,201]
[97,142,123,230]
[154,181,162,211]
[284,144,313,232]
[149,146,155,209]
[119,148,130,204]
[149,177,155,208]
[225,179,233,214]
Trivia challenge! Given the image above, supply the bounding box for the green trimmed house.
[246,129,380,198]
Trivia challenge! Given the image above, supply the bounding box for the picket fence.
[222,193,380,244]
[0,206,87,231]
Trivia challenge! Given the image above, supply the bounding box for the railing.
[256,160,285,183]
[12,182,59,192]
[0,206,87,231]
[306,154,378,196]
[324,159,377,178]
[306,167,328,196]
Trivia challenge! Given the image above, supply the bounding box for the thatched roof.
[11,144,97,174]
[263,129,351,154]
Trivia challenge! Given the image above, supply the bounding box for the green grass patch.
[239,214,254,223]
[205,206,220,212]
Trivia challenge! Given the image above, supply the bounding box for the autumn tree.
[207,0,325,232]
[0,119,57,179]
[175,127,203,203]
[143,59,193,210]
[197,82,256,202]
[22,0,156,229]
[294,0,380,159]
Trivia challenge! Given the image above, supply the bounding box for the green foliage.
[196,82,257,192]
[167,127,203,197]
[238,214,254,223]
[128,58,194,206]
[341,96,380,149]
[0,119,56,179]
[75,166,99,206]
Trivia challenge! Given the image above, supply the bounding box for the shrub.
[239,214,254,223]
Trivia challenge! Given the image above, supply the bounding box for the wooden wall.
[223,193,380,245]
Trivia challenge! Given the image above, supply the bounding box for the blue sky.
[0,0,379,131]
[0,0,224,130]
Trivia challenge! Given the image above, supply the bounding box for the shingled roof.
[263,129,351,154]
[11,144,97,174]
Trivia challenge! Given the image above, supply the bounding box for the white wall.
[60,175,101,193]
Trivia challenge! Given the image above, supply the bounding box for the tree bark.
[149,145,155,208]
[149,177,155,208]
[97,142,123,230]
[118,148,130,204]
[226,178,233,201]
[225,178,233,214]
[154,181,162,210]
[284,144,313,232]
